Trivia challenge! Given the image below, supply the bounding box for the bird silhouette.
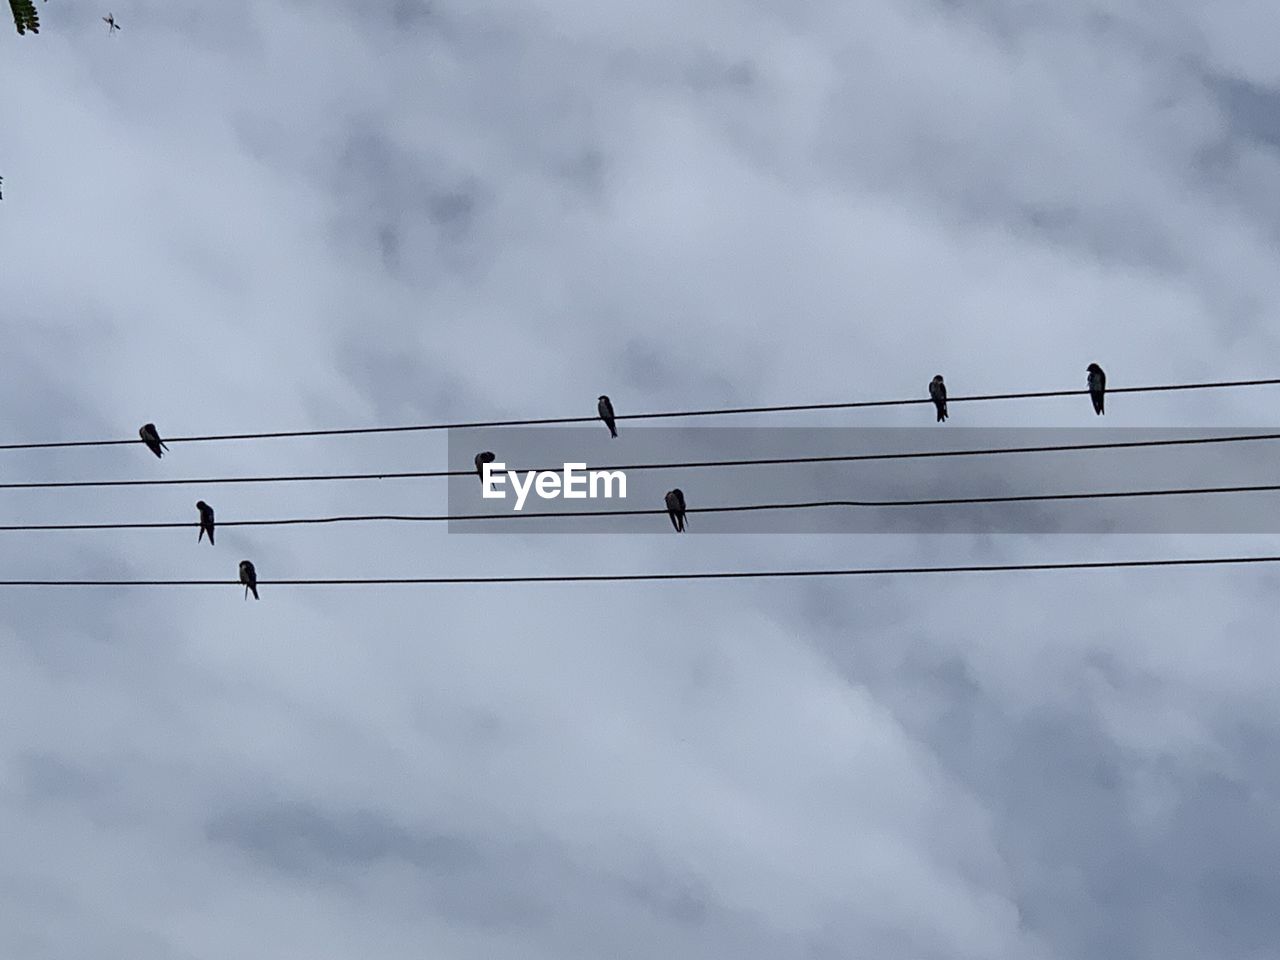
[474,451,496,479]
[239,560,259,600]
[664,488,687,532]
[597,395,618,438]
[929,375,948,422]
[139,423,168,458]
[1087,363,1106,415]
[103,13,119,33]
[196,501,215,545]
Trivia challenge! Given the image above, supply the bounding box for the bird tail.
[610,424,618,438]
[250,584,259,600]
[198,527,205,543]
[209,530,215,546]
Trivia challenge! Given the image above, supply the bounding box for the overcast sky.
[5,0,1280,957]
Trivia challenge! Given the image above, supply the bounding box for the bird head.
[1087,363,1102,374]
[196,500,208,511]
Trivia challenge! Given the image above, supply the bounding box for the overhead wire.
[4,481,1280,530]
[3,555,1280,585]
[2,429,1279,490]
[1,377,1278,451]
[1,378,1276,594]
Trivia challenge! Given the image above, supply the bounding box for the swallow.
[196,500,215,545]
[103,13,119,33]
[929,375,948,422]
[1087,363,1106,415]
[597,395,618,438]
[474,451,496,479]
[239,560,259,600]
[139,422,168,458]
[664,488,687,532]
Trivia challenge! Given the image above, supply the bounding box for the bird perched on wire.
[103,13,120,33]
[139,423,168,458]
[196,501,215,545]
[1087,363,1106,415]
[474,451,496,479]
[664,488,687,532]
[239,560,259,600]
[597,395,618,438]
[929,375,948,422]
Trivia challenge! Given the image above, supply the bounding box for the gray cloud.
[5,0,1280,957]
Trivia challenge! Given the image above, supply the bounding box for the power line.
[5,481,1280,531]
[2,555,1280,585]
[3,430,1280,491]
[2,377,1278,452]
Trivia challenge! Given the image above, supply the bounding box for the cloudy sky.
[5,0,1280,956]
